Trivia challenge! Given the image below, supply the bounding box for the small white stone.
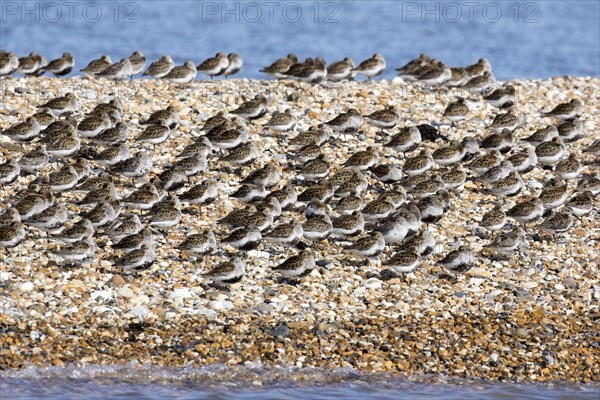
[364,278,382,290]
[90,289,113,302]
[131,295,150,305]
[170,287,192,300]
[208,300,234,311]
[19,282,34,292]
[193,307,218,318]
[469,278,486,286]
[521,281,538,289]
[127,306,151,319]
[117,287,134,298]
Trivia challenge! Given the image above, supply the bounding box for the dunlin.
[554,154,583,180]
[343,146,380,170]
[260,53,298,79]
[383,250,421,275]
[345,231,386,260]
[352,53,386,80]
[144,54,174,78]
[478,206,507,237]
[41,52,74,76]
[364,106,400,131]
[535,137,566,166]
[222,141,259,165]
[542,99,583,120]
[523,125,559,145]
[141,105,179,128]
[565,191,594,219]
[437,245,476,277]
[179,179,219,205]
[484,226,527,258]
[264,109,296,133]
[327,57,355,81]
[51,219,94,244]
[370,164,403,185]
[127,51,146,76]
[37,92,80,116]
[0,159,20,184]
[113,227,153,252]
[230,95,268,120]
[537,211,573,239]
[263,220,304,246]
[27,202,68,231]
[2,117,40,142]
[484,85,516,109]
[465,58,492,78]
[117,244,156,271]
[17,52,47,75]
[178,229,217,258]
[332,211,364,237]
[95,143,131,167]
[196,52,229,80]
[81,54,112,75]
[302,214,332,242]
[222,227,262,251]
[489,112,520,133]
[93,122,129,145]
[203,257,246,286]
[376,213,409,244]
[220,53,243,78]
[97,58,133,80]
[385,126,422,153]
[272,249,315,280]
[443,98,469,125]
[400,229,435,257]
[0,50,19,76]
[53,238,96,265]
[297,181,334,203]
[48,164,79,192]
[105,214,142,240]
[557,119,584,142]
[461,71,494,93]
[507,198,544,226]
[538,179,568,211]
[163,60,197,84]
[403,149,434,176]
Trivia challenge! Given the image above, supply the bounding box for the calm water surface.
[1,1,599,79]
[2,365,599,399]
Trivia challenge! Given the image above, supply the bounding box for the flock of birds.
[3,50,494,87]
[1,50,599,288]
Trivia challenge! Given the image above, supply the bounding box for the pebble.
[0,76,597,383]
[364,278,382,290]
[209,300,234,311]
[127,306,151,319]
[90,290,112,302]
[272,323,291,338]
[170,288,192,300]
[521,281,538,290]
[111,275,126,286]
[117,287,135,298]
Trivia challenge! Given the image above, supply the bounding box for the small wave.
[2,364,599,400]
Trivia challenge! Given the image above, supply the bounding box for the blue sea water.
[2,364,600,400]
[1,0,599,80]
